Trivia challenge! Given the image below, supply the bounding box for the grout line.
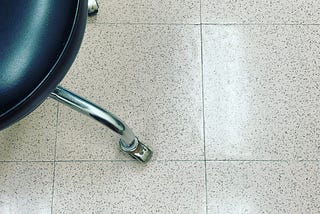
[199,1,209,213]
[201,23,320,26]
[206,159,320,162]
[0,160,55,163]
[199,0,202,25]
[54,102,59,162]
[201,27,209,214]
[0,159,319,163]
[50,102,60,214]
[50,163,56,214]
[54,159,206,163]
[87,21,320,26]
[88,21,201,26]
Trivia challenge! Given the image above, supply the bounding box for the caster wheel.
[88,0,99,16]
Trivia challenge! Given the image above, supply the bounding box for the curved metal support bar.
[50,86,152,163]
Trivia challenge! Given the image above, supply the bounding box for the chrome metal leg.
[50,86,152,163]
[88,0,99,16]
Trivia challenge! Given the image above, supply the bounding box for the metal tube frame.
[50,86,152,163]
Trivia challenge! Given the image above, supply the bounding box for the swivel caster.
[88,0,99,16]
[120,138,153,163]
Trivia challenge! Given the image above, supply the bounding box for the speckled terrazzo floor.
[0,1,320,213]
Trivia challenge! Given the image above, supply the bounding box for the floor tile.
[57,24,203,161]
[206,161,320,214]
[201,0,320,24]
[201,0,292,24]
[53,161,206,213]
[292,162,320,213]
[292,0,320,24]
[203,25,320,161]
[290,25,320,160]
[0,99,57,161]
[88,0,200,24]
[0,162,54,213]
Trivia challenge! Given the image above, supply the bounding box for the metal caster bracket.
[88,0,99,16]
[50,86,152,163]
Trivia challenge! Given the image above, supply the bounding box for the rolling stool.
[0,0,152,163]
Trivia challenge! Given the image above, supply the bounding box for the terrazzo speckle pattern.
[0,99,57,161]
[292,0,320,24]
[53,161,206,213]
[206,161,320,213]
[0,162,53,213]
[1,0,320,213]
[202,0,320,24]
[203,25,320,161]
[57,24,203,161]
[202,0,293,24]
[89,0,200,24]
